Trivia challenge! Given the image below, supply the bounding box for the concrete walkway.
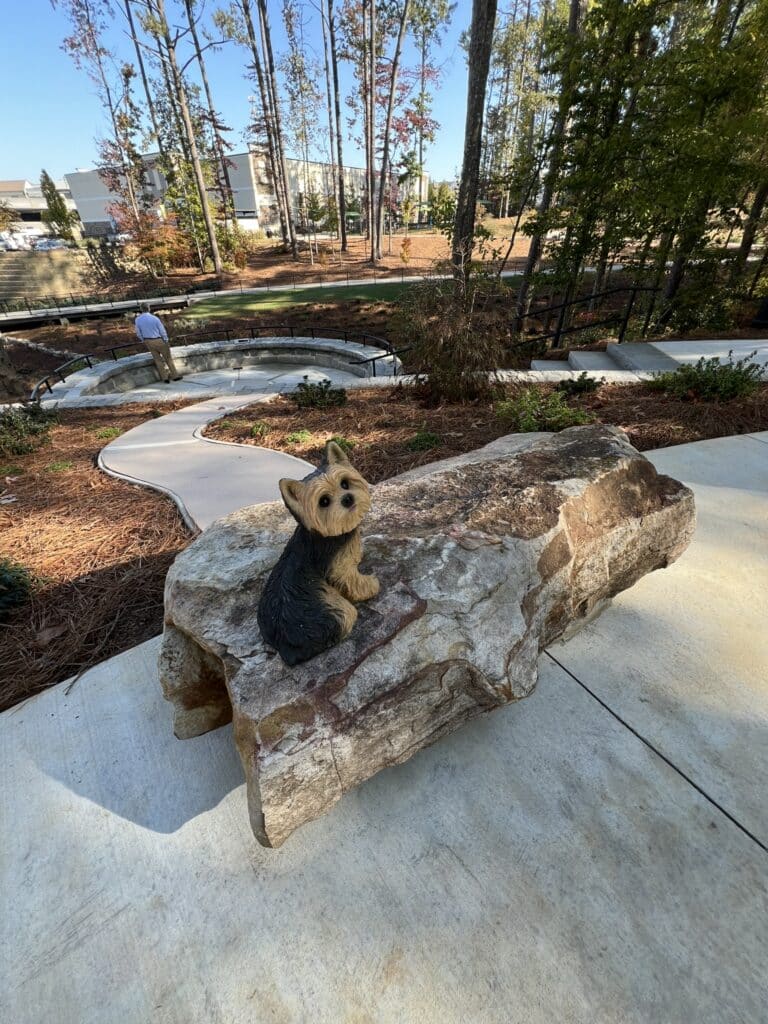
[99,394,314,530]
[533,337,768,374]
[2,432,767,1022]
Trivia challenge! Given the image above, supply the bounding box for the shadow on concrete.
[23,641,245,833]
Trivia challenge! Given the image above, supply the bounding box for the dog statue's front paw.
[357,574,380,601]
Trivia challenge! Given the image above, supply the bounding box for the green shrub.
[495,389,594,432]
[290,377,348,409]
[0,465,23,477]
[647,350,763,402]
[46,460,73,472]
[555,372,604,397]
[0,405,58,457]
[0,558,33,621]
[249,420,270,439]
[95,426,121,440]
[286,429,312,444]
[329,435,355,454]
[407,427,442,451]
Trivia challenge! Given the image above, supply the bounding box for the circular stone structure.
[40,335,400,408]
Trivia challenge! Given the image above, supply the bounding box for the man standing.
[134,302,182,383]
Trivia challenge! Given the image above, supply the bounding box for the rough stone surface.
[160,425,696,847]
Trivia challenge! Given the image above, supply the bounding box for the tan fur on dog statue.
[257,440,379,665]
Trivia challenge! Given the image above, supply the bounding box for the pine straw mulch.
[203,382,768,484]
[0,402,196,711]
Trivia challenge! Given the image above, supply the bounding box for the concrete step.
[567,350,621,372]
[607,342,679,373]
[531,360,571,371]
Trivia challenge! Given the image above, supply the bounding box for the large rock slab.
[160,425,696,847]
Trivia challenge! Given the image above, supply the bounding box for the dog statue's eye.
[318,495,331,508]
[340,479,350,490]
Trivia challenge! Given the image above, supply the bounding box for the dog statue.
[257,440,380,666]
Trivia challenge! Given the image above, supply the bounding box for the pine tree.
[40,170,78,240]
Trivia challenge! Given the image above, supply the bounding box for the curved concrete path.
[99,395,313,530]
[3,431,768,1023]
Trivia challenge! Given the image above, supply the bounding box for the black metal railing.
[29,324,395,400]
[350,346,413,377]
[520,285,660,350]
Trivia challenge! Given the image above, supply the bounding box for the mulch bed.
[0,402,195,711]
[204,382,768,483]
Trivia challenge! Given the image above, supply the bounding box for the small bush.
[291,377,348,409]
[0,405,58,457]
[46,460,73,472]
[249,420,270,439]
[0,465,23,477]
[555,372,604,397]
[392,274,509,404]
[495,389,594,432]
[647,350,763,402]
[95,426,122,440]
[407,427,442,451]
[286,429,311,444]
[329,435,355,454]
[0,558,33,621]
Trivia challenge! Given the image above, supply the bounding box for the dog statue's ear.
[324,440,351,466]
[279,478,305,522]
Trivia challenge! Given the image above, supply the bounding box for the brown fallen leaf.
[35,624,68,648]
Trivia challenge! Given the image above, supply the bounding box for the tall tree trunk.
[183,0,236,226]
[732,180,768,283]
[663,195,709,303]
[368,0,377,262]
[417,34,426,221]
[327,0,348,251]
[123,0,164,158]
[515,0,586,320]
[240,0,289,248]
[155,0,223,275]
[320,0,339,243]
[156,38,205,270]
[451,0,498,289]
[256,0,298,259]
[374,0,411,261]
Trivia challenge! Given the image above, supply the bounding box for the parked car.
[33,237,68,251]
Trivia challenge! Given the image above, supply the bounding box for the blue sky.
[0,0,470,185]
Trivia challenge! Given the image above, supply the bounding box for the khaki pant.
[144,337,181,381]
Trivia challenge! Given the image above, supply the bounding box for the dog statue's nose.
[341,493,355,508]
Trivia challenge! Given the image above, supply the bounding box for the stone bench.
[159,425,696,847]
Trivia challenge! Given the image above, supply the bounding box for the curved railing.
[30,323,396,401]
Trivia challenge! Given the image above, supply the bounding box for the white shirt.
[134,311,168,342]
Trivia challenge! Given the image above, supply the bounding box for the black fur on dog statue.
[257,440,380,666]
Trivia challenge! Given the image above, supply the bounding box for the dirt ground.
[0,402,194,710]
[204,381,768,482]
[113,228,530,294]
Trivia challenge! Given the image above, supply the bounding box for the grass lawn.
[184,281,413,320]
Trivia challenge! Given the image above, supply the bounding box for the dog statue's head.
[279,440,371,536]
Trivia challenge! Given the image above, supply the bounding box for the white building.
[64,151,426,236]
[0,179,76,230]
[65,156,167,237]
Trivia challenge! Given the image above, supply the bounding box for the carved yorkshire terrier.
[257,440,380,666]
